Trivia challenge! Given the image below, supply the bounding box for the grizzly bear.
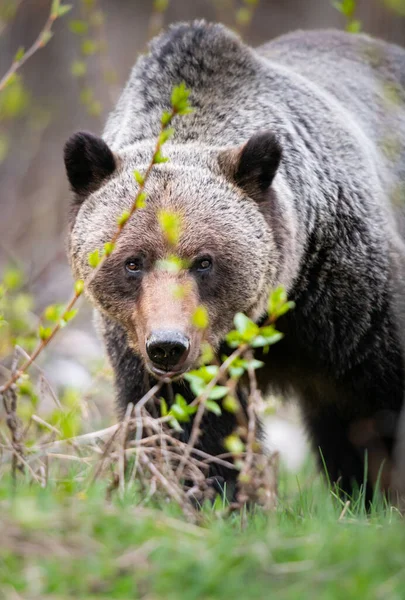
[64,22,405,499]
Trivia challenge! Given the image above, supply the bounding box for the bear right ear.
[218,130,282,201]
[64,131,117,198]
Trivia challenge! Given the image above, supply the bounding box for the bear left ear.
[218,130,282,200]
[64,131,117,198]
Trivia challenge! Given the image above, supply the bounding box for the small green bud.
[14,47,25,62]
[224,434,245,455]
[81,39,98,56]
[161,110,172,126]
[158,210,181,245]
[44,304,62,322]
[74,279,84,295]
[133,170,145,185]
[40,31,53,47]
[69,19,88,35]
[71,60,87,77]
[117,210,130,226]
[103,242,115,256]
[192,306,209,329]
[154,0,169,11]
[159,127,174,145]
[136,191,147,209]
[39,325,53,341]
[63,308,78,323]
[223,395,239,414]
[88,249,101,268]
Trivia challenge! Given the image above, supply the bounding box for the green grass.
[1,463,405,600]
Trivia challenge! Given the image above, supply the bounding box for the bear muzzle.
[146,330,190,375]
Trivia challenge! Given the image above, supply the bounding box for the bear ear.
[218,130,282,200]
[64,131,117,198]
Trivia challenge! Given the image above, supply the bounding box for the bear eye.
[194,256,213,273]
[125,257,143,274]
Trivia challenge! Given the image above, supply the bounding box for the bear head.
[64,130,296,377]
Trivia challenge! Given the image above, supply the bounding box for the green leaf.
[200,342,214,365]
[235,7,251,25]
[160,397,168,417]
[57,4,72,17]
[170,403,190,423]
[51,0,60,15]
[171,82,193,114]
[174,393,187,408]
[14,47,25,62]
[267,286,294,319]
[3,267,23,290]
[224,434,245,454]
[88,249,101,268]
[184,375,206,398]
[0,134,9,164]
[333,0,356,16]
[225,330,244,348]
[71,60,87,77]
[39,325,52,341]
[69,19,88,35]
[234,313,259,340]
[159,127,175,145]
[63,309,78,323]
[155,256,184,274]
[192,305,209,329]
[87,100,102,117]
[223,395,239,413]
[153,149,169,164]
[346,19,362,32]
[205,400,222,416]
[44,304,63,322]
[158,210,181,245]
[208,386,228,401]
[153,0,169,11]
[168,416,183,432]
[229,366,245,379]
[161,110,172,126]
[81,39,98,56]
[250,331,283,348]
[187,365,218,384]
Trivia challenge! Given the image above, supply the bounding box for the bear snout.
[146,330,190,375]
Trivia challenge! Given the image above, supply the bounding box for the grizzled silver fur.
[66,23,405,498]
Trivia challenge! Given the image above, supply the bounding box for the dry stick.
[237,354,261,515]
[0,1,68,93]
[0,107,179,397]
[139,451,197,522]
[176,343,248,480]
[0,430,41,483]
[131,381,165,482]
[241,352,259,477]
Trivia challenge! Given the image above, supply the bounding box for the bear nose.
[146,331,190,372]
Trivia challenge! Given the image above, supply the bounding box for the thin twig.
[0,1,69,92]
[176,344,247,479]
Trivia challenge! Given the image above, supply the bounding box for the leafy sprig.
[0,0,72,93]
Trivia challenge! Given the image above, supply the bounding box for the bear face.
[65,131,288,376]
